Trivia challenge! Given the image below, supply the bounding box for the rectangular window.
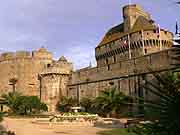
[106,59,108,65]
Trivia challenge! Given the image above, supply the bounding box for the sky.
[0,0,179,69]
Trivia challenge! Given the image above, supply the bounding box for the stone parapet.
[71,48,175,85]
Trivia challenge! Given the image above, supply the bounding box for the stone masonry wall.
[0,49,53,97]
[68,48,175,99]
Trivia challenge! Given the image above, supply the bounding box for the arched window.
[107,65,110,71]
[153,40,156,46]
[144,48,147,54]
[150,40,152,45]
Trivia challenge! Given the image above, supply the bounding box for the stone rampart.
[0,49,53,96]
[68,48,175,98]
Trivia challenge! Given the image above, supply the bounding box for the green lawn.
[97,128,136,135]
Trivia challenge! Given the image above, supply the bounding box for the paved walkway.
[1,118,109,135]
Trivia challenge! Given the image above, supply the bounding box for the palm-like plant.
[171,46,180,70]
[93,88,129,117]
[2,92,48,115]
[2,92,21,113]
[130,72,180,135]
[9,78,18,93]
[80,97,93,112]
[56,97,78,112]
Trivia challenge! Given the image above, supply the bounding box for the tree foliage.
[56,96,78,112]
[130,72,180,135]
[93,88,129,117]
[2,92,48,115]
[80,97,93,112]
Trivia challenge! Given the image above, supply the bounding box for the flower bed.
[49,112,98,122]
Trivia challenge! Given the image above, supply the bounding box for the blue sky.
[0,0,179,69]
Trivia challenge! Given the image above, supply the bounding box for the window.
[144,49,147,54]
[106,59,108,64]
[109,82,114,86]
[107,65,110,71]
[47,64,51,68]
[113,56,116,63]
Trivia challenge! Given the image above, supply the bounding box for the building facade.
[0,4,178,112]
[67,4,175,106]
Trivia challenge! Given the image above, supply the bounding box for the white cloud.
[64,42,96,70]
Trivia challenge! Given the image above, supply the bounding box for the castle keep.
[0,4,177,112]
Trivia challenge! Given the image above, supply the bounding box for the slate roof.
[106,23,124,36]
[98,16,156,47]
[132,16,156,31]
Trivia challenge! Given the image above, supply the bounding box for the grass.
[97,128,136,135]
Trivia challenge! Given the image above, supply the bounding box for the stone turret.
[58,56,67,62]
[40,56,73,113]
[32,47,53,60]
[123,4,151,32]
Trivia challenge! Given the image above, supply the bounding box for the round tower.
[95,4,173,68]
[40,56,73,113]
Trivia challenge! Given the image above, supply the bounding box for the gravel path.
[1,117,109,135]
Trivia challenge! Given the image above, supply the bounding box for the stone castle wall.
[68,48,175,100]
[0,49,53,96]
[0,4,177,113]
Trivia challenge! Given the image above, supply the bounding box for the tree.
[2,92,48,115]
[93,88,129,117]
[16,96,48,115]
[171,46,180,70]
[9,78,18,93]
[2,92,21,113]
[130,72,180,135]
[56,96,78,112]
[40,103,48,112]
[80,97,93,112]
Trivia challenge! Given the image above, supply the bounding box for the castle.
[0,4,178,112]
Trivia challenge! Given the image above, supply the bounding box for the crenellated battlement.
[16,51,31,58]
[0,48,53,62]
[41,56,73,76]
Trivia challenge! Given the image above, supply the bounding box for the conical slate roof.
[58,56,67,62]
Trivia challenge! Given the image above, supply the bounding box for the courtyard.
[1,117,110,135]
